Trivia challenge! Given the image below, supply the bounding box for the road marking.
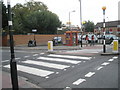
[101,62,110,66]
[97,66,103,70]
[33,54,38,56]
[22,60,70,70]
[64,69,67,71]
[85,72,95,77]
[108,59,114,62]
[2,60,9,63]
[40,53,44,55]
[48,54,92,60]
[45,76,49,79]
[65,86,70,88]
[56,72,59,74]
[2,58,20,63]
[113,56,118,59]
[37,57,81,64]
[67,49,102,54]
[73,78,86,85]
[4,64,54,77]
[72,66,75,68]
[15,58,21,60]
[24,56,30,58]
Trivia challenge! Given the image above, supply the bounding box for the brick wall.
[3,34,65,46]
[2,36,8,46]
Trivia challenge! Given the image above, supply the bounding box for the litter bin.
[28,40,36,47]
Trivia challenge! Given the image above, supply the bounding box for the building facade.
[94,20,120,36]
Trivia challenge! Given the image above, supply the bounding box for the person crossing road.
[90,35,94,46]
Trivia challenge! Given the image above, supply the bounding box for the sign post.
[48,41,53,51]
[112,40,118,53]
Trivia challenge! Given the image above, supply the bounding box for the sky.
[3,0,120,27]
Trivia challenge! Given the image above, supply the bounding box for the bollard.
[48,41,53,51]
[112,40,118,53]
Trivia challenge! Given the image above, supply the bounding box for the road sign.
[32,29,37,32]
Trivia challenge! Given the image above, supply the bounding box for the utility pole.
[102,6,106,53]
[69,10,75,31]
[79,0,83,47]
[7,0,19,89]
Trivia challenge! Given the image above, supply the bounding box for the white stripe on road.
[73,78,86,85]
[85,72,95,77]
[48,54,92,60]
[2,60,9,63]
[108,59,114,62]
[33,54,38,56]
[101,62,110,66]
[4,64,54,77]
[113,56,118,59]
[37,57,81,64]
[2,58,20,63]
[40,53,44,55]
[24,56,30,58]
[22,60,69,70]
[97,66,103,70]
[15,58,21,60]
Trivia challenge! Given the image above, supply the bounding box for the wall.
[3,34,65,46]
[2,35,8,46]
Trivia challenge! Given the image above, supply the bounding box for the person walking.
[90,35,94,46]
[85,35,89,46]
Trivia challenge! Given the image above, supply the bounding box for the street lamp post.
[7,0,19,89]
[102,6,106,53]
[32,29,37,46]
[79,0,83,47]
[69,10,75,31]
[32,29,37,40]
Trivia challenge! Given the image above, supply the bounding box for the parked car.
[103,34,119,44]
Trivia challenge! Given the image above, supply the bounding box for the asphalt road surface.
[2,48,118,89]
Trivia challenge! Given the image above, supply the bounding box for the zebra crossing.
[3,54,92,78]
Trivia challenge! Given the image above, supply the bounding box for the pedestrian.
[90,35,94,46]
[85,35,89,46]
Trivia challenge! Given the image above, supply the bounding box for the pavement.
[1,44,119,89]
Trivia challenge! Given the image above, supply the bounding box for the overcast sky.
[3,0,120,26]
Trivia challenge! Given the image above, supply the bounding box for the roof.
[95,20,120,29]
[65,31,80,33]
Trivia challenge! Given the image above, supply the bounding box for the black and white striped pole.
[102,6,106,53]
[7,0,19,89]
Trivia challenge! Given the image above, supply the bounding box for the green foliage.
[83,20,95,32]
[12,0,61,34]
[1,1,8,30]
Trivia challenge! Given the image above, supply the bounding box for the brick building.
[94,20,120,36]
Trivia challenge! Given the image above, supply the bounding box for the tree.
[25,11,61,34]
[83,20,95,32]
[1,1,8,30]
[12,0,61,34]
